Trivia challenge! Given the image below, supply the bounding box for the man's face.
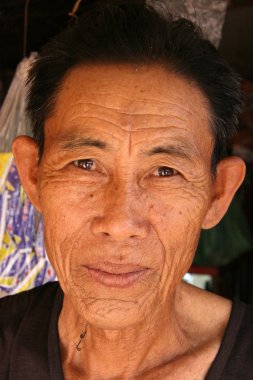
[37,64,214,328]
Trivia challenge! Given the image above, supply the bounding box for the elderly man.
[0,1,251,379]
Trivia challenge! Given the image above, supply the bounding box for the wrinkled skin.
[13,64,245,379]
[37,64,214,326]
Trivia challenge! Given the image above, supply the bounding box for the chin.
[62,270,161,330]
[77,297,146,330]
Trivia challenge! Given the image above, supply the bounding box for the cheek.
[39,179,99,222]
[39,174,211,289]
[148,187,210,273]
[149,185,209,233]
[38,181,100,261]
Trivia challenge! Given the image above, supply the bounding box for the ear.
[202,156,246,229]
[12,136,42,212]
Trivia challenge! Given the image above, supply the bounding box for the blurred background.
[0,0,253,301]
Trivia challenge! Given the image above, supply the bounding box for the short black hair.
[26,0,243,171]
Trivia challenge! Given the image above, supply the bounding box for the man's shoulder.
[0,281,59,309]
[0,282,62,379]
[0,281,60,336]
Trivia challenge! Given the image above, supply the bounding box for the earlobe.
[12,136,42,212]
[202,156,246,229]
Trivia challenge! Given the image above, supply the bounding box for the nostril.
[91,215,149,241]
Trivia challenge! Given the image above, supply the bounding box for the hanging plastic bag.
[0,53,37,151]
[0,53,56,297]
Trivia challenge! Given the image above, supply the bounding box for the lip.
[83,263,149,288]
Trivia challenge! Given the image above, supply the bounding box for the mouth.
[83,263,149,288]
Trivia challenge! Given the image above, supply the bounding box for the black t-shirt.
[0,282,253,379]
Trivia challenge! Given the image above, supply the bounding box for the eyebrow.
[59,136,108,151]
[142,144,193,161]
[58,135,193,161]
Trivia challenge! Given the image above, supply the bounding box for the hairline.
[36,60,217,177]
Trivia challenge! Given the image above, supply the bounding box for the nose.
[90,185,150,242]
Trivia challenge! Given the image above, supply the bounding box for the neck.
[58,283,192,379]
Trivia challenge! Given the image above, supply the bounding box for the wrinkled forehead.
[45,64,213,157]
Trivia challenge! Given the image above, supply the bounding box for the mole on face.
[89,194,94,198]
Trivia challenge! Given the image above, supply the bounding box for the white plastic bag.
[0,53,37,152]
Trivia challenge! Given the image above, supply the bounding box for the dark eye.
[157,166,178,177]
[73,159,96,171]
